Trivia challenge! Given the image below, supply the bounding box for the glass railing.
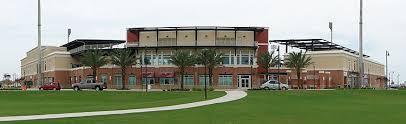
[133,41,257,47]
[69,44,114,54]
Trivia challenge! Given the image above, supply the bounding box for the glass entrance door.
[238,75,251,89]
[114,74,122,89]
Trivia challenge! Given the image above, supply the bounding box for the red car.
[39,83,61,90]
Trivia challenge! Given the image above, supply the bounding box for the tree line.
[81,48,311,90]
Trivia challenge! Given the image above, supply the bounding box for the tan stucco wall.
[216,31,235,38]
[236,31,255,46]
[288,50,385,76]
[21,46,73,76]
[177,31,195,46]
[197,30,215,46]
[139,31,157,46]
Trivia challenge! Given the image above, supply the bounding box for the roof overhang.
[61,39,125,50]
[269,39,370,57]
[128,26,268,32]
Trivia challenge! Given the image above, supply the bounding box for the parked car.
[39,83,61,90]
[390,84,400,89]
[260,80,289,90]
[72,79,107,91]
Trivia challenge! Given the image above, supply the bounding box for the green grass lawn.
[5,90,406,124]
[0,91,225,116]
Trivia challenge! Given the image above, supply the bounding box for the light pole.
[277,45,280,83]
[389,71,395,88]
[313,64,316,89]
[37,0,43,87]
[358,0,365,89]
[203,49,208,100]
[250,58,253,89]
[385,51,389,89]
[67,28,71,43]
[329,22,333,49]
[144,46,148,92]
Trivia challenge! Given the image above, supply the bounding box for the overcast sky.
[0,0,404,83]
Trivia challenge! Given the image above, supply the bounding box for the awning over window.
[142,72,155,78]
[160,72,175,78]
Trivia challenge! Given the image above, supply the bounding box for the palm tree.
[196,49,224,87]
[169,50,196,89]
[285,51,312,89]
[111,49,136,90]
[257,51,278,81]
[80,49,108,80]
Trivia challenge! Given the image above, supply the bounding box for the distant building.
[20,27,385,89]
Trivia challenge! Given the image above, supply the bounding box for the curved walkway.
[0,90,247,122]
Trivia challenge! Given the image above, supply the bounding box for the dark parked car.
[39,83,61,90]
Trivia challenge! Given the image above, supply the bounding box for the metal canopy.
[61,39,125,50]
[270,39,369,57]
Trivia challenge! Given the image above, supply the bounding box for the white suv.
[260,80,289,90]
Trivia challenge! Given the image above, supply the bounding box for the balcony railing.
[69,44,114,54]
[130,41,257,47]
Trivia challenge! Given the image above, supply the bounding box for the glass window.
[162,55,171,65]
[222,56,230,65]
[48,77,54,83]
[183,75,194,85]
[230,55,235,65]
[100,74,108,83]
[160,78,175,85]
[241,55,249,65]
[129,75,136,86]
[114,74,122,89]
[268,75,278,80]
[144,56,152,65]
[237,55,241,64]
[142,78,155,85]
[219,75,233,86]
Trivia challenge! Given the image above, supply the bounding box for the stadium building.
[20,26,385,89]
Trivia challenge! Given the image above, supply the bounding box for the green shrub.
[192,87,202,91]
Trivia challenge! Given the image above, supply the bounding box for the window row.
[141,50,255,66]
[70,74,235,86]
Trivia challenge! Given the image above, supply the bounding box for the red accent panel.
[127,30,139,43]
[255,29,269,74]
[255,29,268,44]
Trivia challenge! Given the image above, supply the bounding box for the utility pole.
[37,0,43,87]
[358,0,364,88]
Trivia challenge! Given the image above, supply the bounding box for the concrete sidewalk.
[0,90,247,122]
